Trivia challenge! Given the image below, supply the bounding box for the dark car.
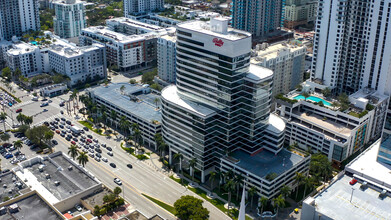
[59,124,64,129]
[110,163,116,168]
[2,169,10,173]
[60,110,64,114]
[106,147,112,151]
[60,133,66,137]
[87,135,93,139]
[66,120,72,125]
[43,121,49,126]
[61,118,66,121]
[95,148,102,153]
[127,164,133,169]
[95,153,101,158]
[101,144,106,148]
[55,118,60,121]
[65,137,71,141]
[83,127,89,131]
[52,140,58,145]
[72,138,78,142]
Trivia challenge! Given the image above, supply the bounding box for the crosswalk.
[33,113,62,126]
[10,100,35,109]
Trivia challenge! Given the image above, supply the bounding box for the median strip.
[142,193,176,215]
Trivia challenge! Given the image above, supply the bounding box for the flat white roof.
[161,85,216,117]
[266,114,285,134]
[7,43,37,56]
[107,17,164,32]
[346,139,391,189]
[82,27,154,43]
[178,20,251,41]
[245,64,273,82]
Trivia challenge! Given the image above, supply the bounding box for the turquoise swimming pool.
[293,95,332,106]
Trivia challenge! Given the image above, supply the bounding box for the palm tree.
[225,179,236,213]
[0,112,7,132]
[173,152,184,183]
[154,98,160,109]
[294,172,305,199]
[77,151,89,167]
[131,123,139,132]
[280,185,291,199]
[101,111,108,129]
[13,140,23,152]
[133,128,142,150]
[0,133,10,143]
[189,158,197,182]
[273,194,285,217]
[119,116,129,134]
[120,85,125,94]
[16,113,25,125]
[303,176,313,199]
[248,186,257,208]
[24,116,33,126]
[216,169,224,193]
[110,110,117,127]
[158,142,168,160]
[259,196,268,214]
[209,171,217,190]
[68,144,79,160]
[302,92,310,101]
[235,174,244,199]
[154,133,163,152]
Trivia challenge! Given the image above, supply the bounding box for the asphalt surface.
[0,81,231,220]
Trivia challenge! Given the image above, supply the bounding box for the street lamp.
[350,188,355,202]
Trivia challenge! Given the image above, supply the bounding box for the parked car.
[87,139,92,143]
[75,205,82,212]
[127,164,133,169]
[83,127,89,131]
[107,151,113,157]
[114,178,122,185]
[349,179,358,185]
[110,163,116,168]
[102,157,108,162]
[106,147,112,151]
[15,108,22,113]
[52,140,58,145]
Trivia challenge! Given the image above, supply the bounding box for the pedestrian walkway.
[33,113,62,126]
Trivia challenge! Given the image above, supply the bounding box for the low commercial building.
[251,42,307,99]
[80,26,160,72]
[275,84,389,164]
[14,151,102,212]
[87,83,162,148]
[0,171,28,203]
[40,83,67,97]
[301,138,391,220]
[106,17,166,35]
[48,43,107,87]
[156,33,176,85]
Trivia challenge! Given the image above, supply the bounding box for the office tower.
[161,17,297,183]
[0,0,40,41]
[311,0,391,96]
[53,0,87,39]
[157,33,176,84]
[251,42,307,98]
[283,0,317,29]
[124,0,164,17]
[231,0,284,37]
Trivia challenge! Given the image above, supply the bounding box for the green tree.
[224,179,236,213]
[93,205,100,216]
[0,133,10,143]
[173,152,184,183]
[310,153,333,183]
[302,92,310,101]
[209,171,217,191]
[68,144,79,160]
[1,67,11,79]
[114,187,122,197]
[248,186,257,208]
[13,140,23,152]
[174,196,209,220]
[302,176,313,198]
[13,68,21,81]
[189,158,197,182]
[154,97,160,109]
[16,113,26,125]
[129,79,137,84]
[294,172,305,199]
[280,185,291,199]
[141,68,157,85]
[322,87,331,97]
[77,152,89,167]
[0,112,7,132]
[120,85,125,94]
[273,194,285,217]
[259,196,268,214]
[110,110,117,127]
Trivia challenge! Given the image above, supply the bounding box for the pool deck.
[293,95,332,106]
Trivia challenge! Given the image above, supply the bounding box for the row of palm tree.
[16,113,33,126]
[154,133,168,160]
[68,144,89,167]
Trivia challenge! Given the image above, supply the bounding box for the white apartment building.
[53,0,87,39]
[4,42,44,77]
[80,26,170,71]
[124,0,164,16]
[275,84,389,164]
[157,33,176,84]
[106,17,165,35]
[284,0,317,29]
[48,43,107,87]
[251,42,306,97]
[0,0,40,41]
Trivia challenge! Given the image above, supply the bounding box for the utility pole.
[350,188,355,202]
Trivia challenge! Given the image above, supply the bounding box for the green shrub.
[275,93,298,104]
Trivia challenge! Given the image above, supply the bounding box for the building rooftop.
[160,33,177,42]
[305,175,391,220]
[49,43,103,58]
[89,83,162,123]
[15,152,100,203]
[0,193,64,220]
[106,17,165,32]
[245,64,273,83]
[345,138,391,191]
[177,20,251,41]
[52,0,85,5]
[82,26,160,43]
[266,114,285,134]
[251,42,306,63]
[0,172,26,203]
[6,42,38,56]
[161,85,216,118]
[229,149,305,179]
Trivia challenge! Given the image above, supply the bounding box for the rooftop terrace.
[229,149,305,179]
[89,83,162,123]
[0,172,26,203]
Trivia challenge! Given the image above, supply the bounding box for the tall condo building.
[283,0,317,29]
[0,0,40,41]
[162,18,310,193]
[157,33,176,84]
[53,0,87,39]
[311,0,391,96]
[124,0,164,17]
[231,0,284,37]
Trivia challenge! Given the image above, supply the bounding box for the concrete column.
[169,149,172,165]
[201,170,205,183]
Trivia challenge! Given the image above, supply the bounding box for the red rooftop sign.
[213,38,224,47]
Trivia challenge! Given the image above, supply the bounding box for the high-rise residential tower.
[0,0,40,41]
[124,0,164,17]
[231,0,284,37]
[53,0,87,39]
[311,0,391,96]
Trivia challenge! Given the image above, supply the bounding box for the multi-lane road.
[0,83,231,220]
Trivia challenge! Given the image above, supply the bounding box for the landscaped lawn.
[142,193,176,214]
[78,121,106,136]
